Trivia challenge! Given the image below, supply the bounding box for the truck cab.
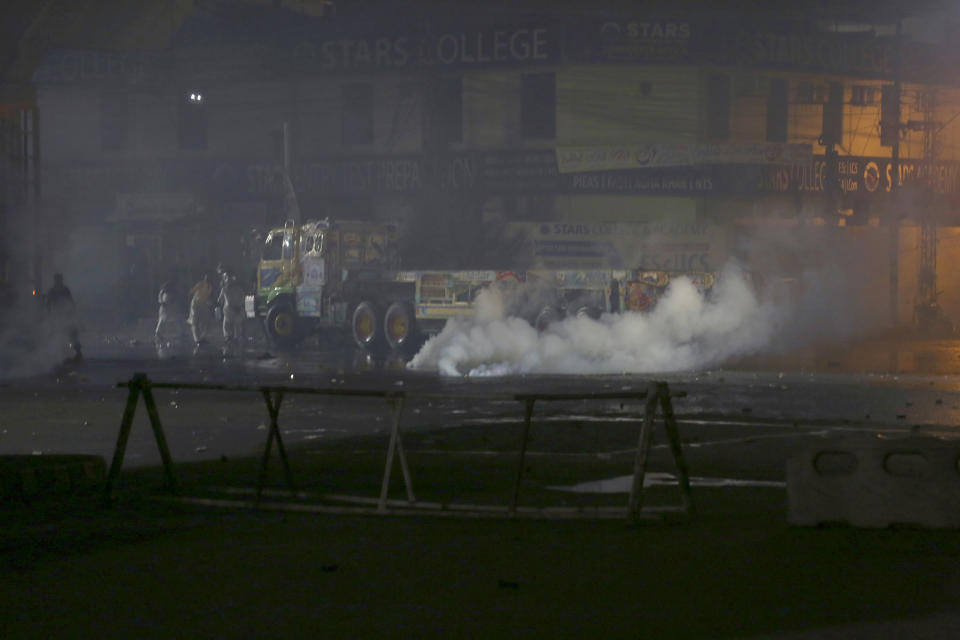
[247,218,402,347]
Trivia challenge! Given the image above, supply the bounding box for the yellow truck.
[246,217,718,352]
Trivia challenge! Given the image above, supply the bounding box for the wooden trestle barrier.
[105,374,693,523]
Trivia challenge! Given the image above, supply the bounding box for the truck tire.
[383,301,417,351]
[535,305,561,332]
[352,301,383,350]
[265,302,299,348]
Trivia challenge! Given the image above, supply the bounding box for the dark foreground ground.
[3,411,960,639]
[5,321,960,638]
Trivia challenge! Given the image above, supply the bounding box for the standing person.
[46,272,82,362]
[217,270,246,355]
[187,273,213,346]
[154,281,182,345]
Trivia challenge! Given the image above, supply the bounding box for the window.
[850,86,876,106]
[263,232,284,261]
[797,82,827,104]
[521,73,555,140]
[341,83,373,145]
[178,91,207,149]
[766,78,788,143]
[735,73,769,98]
[300,232,314,254]
[916,90,936,112]
[821,82,843,146]
[434,77,462,145]
[100,91,129,151]
[705,74,730,140]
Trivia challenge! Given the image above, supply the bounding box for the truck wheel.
[384,302,417,351]
[265,303,299,347]
[535,306,560,332]
[352,301,383,350]
[575,305,602,320]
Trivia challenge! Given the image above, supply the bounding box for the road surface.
[2,320,959,472]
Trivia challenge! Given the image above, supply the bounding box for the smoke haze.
[409,263,776,376]
[0,302,78,379]
[0,220,899,379]
[407,232,886,378]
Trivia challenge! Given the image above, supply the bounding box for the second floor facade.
[29,5,960,224]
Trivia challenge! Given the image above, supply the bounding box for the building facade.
[26,2,960,327]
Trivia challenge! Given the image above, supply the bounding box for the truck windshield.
[263,232,284,261]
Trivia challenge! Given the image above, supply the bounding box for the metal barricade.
[106,373,693,523]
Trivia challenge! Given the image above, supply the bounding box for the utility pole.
[283,121,292,180]
[888,17,902,334]
[22,107,41,297]
[822,82,843,222]
[280,121,300,226]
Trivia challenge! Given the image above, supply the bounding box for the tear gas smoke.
[409,263,774,377]
[0,300,79,379]
[407,258,883,377]
[409,219,894,377]
[0,232,104,379]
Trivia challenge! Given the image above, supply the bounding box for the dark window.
[521,73,555,140]
[850,86,875,106]
[100,91,128,151]
[766,78,788,143]
[705,74,730,140]
[821,82,843,146]
[434,77,462,145]
[797,82,827,104]
[178,92,207,149]
[263,232,284,261]
[735,73,770,97]
[916,90,936,112]
[341,83,373,145]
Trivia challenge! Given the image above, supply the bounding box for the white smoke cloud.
[0,302,78,379]
[408,263,776,377]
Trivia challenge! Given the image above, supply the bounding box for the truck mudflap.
[244,295,256,319]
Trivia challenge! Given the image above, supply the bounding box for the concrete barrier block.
[788,436,960,528]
